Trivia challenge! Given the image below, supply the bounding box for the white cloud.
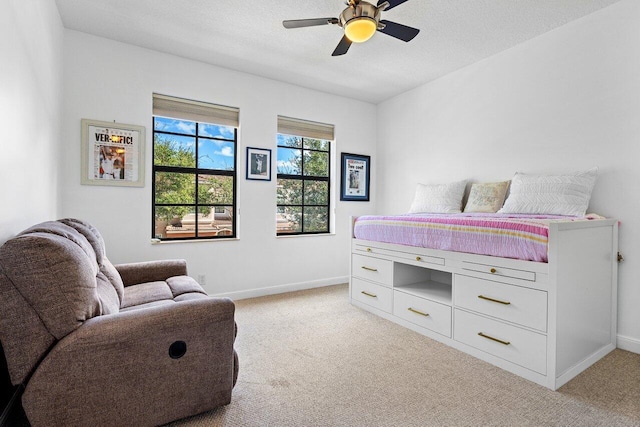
[215,146,233,157]
[218,127,234,138]
[176,121,195,134]
[201,125,234,139]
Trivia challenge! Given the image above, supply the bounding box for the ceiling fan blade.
[377,0,410,11]
[332,35,352,56]
[283,18,338,29]
[378,20,420,42]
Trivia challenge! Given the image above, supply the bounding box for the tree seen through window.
[153,115,236,240]
[277,134,331,235]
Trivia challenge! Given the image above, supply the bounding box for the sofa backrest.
[0,218,124,385]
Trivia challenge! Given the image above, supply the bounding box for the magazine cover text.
[88,125,140,182]
[345,158,367,196]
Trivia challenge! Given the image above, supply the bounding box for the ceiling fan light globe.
[344,17,377,43]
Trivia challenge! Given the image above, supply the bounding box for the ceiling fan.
[283,0,420,56]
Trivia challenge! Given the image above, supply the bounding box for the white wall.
[377,0,640,351]
[61,31,377,298]
[0,0,64,244]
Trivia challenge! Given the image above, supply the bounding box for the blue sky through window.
[155,117,235,171]
[277,133,302,148]
[154,117,196,135]
[200,123,235,139]
[277,147,301,175]
[199,139,234,170]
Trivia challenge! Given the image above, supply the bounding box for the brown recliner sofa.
[0,218,238,426]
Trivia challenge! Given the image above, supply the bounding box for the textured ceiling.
[54,0,622,104]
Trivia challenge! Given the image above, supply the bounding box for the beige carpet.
[168,284,640,427]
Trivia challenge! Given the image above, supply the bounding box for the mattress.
[353,213,585,262]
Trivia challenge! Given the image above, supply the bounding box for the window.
[152,94,238,240]
[276,116,334,235]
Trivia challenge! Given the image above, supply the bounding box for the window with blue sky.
[152,94,239,240]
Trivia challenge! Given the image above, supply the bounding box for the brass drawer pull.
[478,295,511,305]
[415,256,422,261]
[361,266,378,272]
[366,247,372,252]
[361,291,377,298]
[478,332,510,346]
[408,307,429,317]
[490,268,497,274]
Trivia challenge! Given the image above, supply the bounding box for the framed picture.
[246,147,271,181]
[340,152,371,201]
[81,119,145,187]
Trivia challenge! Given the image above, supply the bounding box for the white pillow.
[408,181,467,214]
[498,167,598,216]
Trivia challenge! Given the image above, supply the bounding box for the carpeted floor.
[167,284,640,427]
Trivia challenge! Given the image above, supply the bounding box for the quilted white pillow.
[498,167,598,216]
[408,180,467,214]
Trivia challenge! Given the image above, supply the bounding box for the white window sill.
[151,237,239,245]
[276,233,335,239]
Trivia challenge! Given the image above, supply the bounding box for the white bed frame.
[349,217,618,390]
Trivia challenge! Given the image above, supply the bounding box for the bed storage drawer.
[394,252,445,266]
[354,244,445,267]
[351,278,393,313]
[394,290,451,337]
[352,254,393,286]
[454,275,547,332]
[461,261,536,282]
[454,309,547,374]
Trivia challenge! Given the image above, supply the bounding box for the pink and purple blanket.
[353,213,583,263]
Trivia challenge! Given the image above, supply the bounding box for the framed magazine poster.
[81,119,145,187]
[246,147,271,181]
[340,153,370,201]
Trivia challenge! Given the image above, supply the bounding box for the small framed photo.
[81,119,145,187]
[340,153,371,201]
[246,147,271,181]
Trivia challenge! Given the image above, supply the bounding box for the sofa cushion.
[174,293,209,302]
[121,281,174,308]
[0,225,103,339]
[121,276,207,309]
[119,299,175,313]
[96,271,120,315]
[166,276,207,298]
[60,218,125,304]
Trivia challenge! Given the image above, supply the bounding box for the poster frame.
[81,118,145,187]
[246,147,272,181]
[340,152,370,202]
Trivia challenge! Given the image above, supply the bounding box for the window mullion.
[195,122,199,237]
[301,142,305,233]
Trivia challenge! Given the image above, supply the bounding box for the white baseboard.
[617,334,640,354]
[211,276,348,301]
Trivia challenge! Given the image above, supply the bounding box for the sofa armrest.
[22,298,236,427]
[115,259,188,286]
